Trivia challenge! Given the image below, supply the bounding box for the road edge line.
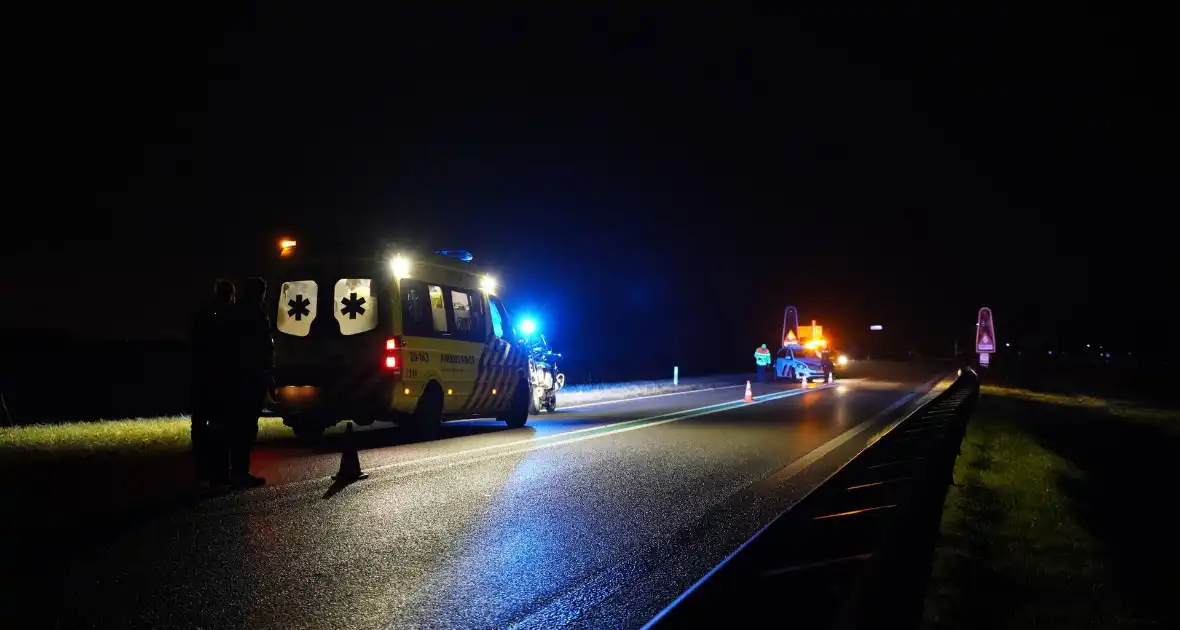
[641,371,952,630]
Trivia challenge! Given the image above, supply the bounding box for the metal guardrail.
[647,368,981,629]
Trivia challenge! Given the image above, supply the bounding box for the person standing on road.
[754,343,772,383]
[225,276,273,488]
[188,279,236,484]
[820,348,835,381]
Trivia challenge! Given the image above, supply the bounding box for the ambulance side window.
[449,289,485,342]
[427,285,448,333]
[489,296,508,339]
[401,279,449,337]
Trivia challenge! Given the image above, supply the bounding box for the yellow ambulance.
[267,243,530,440]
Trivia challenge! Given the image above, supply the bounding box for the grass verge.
[0,415,293,456]
[922,385,1180,628]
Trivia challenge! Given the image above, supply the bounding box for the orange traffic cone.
[744,380,754,403]
[333,422,368,483]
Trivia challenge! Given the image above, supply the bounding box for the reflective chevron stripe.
[463,336,528,412]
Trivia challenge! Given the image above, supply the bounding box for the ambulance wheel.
[501,379,530,428]
[290,419,326,444]
[410,382,443,440]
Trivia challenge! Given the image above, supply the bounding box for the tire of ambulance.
[500,378,531,428]
[409,382,443,440]
[290,419,327,444]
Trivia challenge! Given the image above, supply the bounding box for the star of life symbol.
[287,295,311,321]
[340,292,366,319]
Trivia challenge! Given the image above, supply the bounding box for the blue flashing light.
[519,318,537,336]
[434,250,474,262]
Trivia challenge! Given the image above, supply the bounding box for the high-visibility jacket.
[754,346,772,366]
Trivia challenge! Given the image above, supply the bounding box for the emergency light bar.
[434,250,474,262]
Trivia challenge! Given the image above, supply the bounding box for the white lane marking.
[560,384,745,410]
[364,387,747,466]
[363,384,836,476]
[642,372,951,629]
[359,385,844,489]
[558,377,864,411]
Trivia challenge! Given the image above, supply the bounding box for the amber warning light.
[279,239,297,257]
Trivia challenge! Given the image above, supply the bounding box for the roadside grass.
[0,415,293,457]
[981,384,1179,433]
[923,385,1180,628]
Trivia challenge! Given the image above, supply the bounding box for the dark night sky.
[5,6,1174,377]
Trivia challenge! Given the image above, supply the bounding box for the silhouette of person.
[820,349,835,378]
[189,279,235,484]
[225,277,273,488]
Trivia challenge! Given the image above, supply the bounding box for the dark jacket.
[230,305,274,391]
[189,303,235,392]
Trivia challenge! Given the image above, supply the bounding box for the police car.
[774,342,834,382]
[267,242,532,440]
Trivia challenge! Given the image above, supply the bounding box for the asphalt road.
[47,366,946,629]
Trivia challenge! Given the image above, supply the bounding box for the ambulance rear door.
[273,258,386,404]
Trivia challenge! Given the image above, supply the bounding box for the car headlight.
[837,355,849,366]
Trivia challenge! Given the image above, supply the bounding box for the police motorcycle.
[516,319,564,413]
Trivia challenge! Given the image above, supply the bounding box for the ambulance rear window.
[276,259,381,337]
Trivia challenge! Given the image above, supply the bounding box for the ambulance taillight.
[383,337,404,375]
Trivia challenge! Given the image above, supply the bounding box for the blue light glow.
[519,318,537,336]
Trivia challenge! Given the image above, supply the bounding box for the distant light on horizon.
[869,324,883,331]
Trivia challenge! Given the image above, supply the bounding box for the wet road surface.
[49,368,945,629]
